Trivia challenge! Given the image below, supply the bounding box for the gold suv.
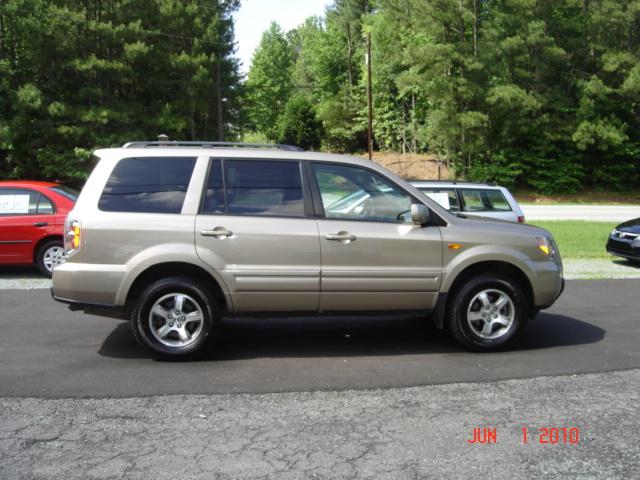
[52,141,564,358]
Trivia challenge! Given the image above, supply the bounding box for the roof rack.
[121,141,304,152]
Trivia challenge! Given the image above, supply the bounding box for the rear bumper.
[51,287,125,319]
[51,261,128,306]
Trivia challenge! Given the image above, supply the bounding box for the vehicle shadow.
[612,259,640,268]
[0,266,46,278]
[98,312,605,361]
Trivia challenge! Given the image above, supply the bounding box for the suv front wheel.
[447,274,528,351]
[130,276,220,359]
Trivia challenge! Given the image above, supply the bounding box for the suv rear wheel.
[447,274,528,351]
[130,276,220,359]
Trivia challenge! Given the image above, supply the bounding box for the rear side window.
[461,189,512,212]
[202,159,304,217]
[0,188,52,215]
[99,157,196,213]
[419,188,459,211]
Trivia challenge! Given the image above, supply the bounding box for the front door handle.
[200,227,233,239]
[325,231,357,243]
[33,222,48,227]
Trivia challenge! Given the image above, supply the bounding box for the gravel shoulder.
[563,258,640,279]
[2,369,639,479]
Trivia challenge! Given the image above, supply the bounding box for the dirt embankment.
[359,152,452,180]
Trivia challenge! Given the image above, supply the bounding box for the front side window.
[223,160,304,217]
[99,157,197,214]
[461,189,512,212]
[312,163,413,223]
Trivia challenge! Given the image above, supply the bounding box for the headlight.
[535,236,555,259]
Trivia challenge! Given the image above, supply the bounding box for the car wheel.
[447,274,528,351]
[37,240,65,277]
[130,276,220,359]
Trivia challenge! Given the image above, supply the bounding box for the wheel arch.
[32,235,64,263]
[123,262,230,316]
[433,260,534,329]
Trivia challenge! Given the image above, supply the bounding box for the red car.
[0,181,78,276]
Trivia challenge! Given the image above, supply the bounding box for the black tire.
[130,276,220,360]
[447,274,528,352]
[36,239,64,277]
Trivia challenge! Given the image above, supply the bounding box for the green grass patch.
[531,221,616,259]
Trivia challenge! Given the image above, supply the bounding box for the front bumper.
[606,236,639,260]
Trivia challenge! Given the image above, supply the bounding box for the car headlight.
[633,237,640,248]
[535,236,556,259]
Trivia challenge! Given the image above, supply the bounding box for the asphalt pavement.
[521,204,640,222]
[1,279,639,398]
[2,370,639,479]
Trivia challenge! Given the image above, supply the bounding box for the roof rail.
[408,179,495,185]
[121,141,304,151]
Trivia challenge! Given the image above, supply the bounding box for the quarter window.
[99,157,197,214]
[312,163,413,223]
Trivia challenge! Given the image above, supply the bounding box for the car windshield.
[49,185,79,201]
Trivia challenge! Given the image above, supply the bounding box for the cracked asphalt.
[1,278,639,478]
[2,370,639,479]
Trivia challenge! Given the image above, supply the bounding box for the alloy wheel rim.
[43,246,65,273]
[466,288,515,340]
[148,293,205,348]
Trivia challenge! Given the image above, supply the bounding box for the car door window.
[312,163,413,223]
[461,189,512,212]
[223,160,305,217]
[0,189,38,216]
[419,188,459,211]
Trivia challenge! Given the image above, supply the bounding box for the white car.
[410,181,525,223]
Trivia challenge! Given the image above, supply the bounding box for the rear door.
[0,188,57,264]
[195,158,321,312]
[309,162,443,311]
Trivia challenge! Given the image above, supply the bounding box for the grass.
[515,190,640,205]
[531,221,616,259]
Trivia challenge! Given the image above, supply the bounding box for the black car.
[607,217,640,263]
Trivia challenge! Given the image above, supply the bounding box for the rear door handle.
[33,222,48,227]
[200,227,233,239]
[325,231,357,243]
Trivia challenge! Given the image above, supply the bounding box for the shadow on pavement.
[612,259,640,268]
[99,312,605,361]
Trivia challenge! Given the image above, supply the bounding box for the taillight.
[517,215,525,223]
[64,218,81,255]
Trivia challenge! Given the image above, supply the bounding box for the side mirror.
[411,204,430,225]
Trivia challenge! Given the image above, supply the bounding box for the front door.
[195,158,320,312]
[310,162,443,311]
